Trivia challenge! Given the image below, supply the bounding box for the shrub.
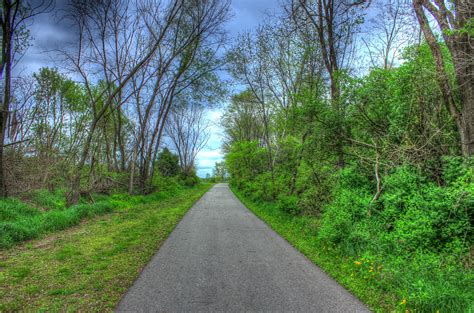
[318,167,372,248]
[276,195,300,215]
[156,148,181,177]
[180,172,200,187]
[153,174,183,193]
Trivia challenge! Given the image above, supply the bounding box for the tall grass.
[0,198,115,248]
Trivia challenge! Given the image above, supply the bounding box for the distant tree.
[156,148,180,177]
[166,101,210,178]
[212,161,227,182]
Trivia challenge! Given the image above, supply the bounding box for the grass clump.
[0,199,115,248]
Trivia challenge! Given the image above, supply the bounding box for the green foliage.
[224,42,474,312]
[276,195,300,215]
[226,140,272,200]
[313,162,473,311]
[180,171,200,187]
[152,174,183,194]
[233,182,474,312]
[156,148,181,177]
[0,199,115,248]
[212,161,228,182]
[0,198,40,221]
[28,189,66,211]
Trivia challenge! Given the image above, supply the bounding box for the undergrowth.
[231,159,474,312]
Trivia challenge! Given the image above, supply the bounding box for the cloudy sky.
[19,0,278,177]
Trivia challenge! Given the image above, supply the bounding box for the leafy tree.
[212,161,227,182]
[156,148,180,177]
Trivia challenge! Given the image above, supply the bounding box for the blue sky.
[19,0,279,177]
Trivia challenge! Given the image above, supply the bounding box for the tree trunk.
[128,144,138,195]
[0,0,13,198]
[413,0,474,157]
[459,81,474,156]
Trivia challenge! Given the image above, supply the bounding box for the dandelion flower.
[354,261,362,265]
[400,299,407,305]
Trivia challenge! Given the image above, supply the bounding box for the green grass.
[0,194,116,248]
[0,183,212,311]
[231,185,406,312]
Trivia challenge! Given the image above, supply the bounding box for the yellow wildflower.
[400,299,407,305]
[354,261,362,265]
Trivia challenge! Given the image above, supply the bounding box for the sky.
[19,0,278,178]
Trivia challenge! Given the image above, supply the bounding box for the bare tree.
[127,0,230,194]
[166,100,210,177]
[413,0,474,156]
[0,0,53,197]
[363,0,417,69]
[62,0,185,205]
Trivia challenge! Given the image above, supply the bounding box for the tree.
[63,0,229,204]
[127,0,229,194]
[65,0,186,204]
[156,148,180,177]
[290,0,368,167]
[0,0,53,197]
[212,161,227,182]
[221,91,266,152]
[166,100,210,177]
[413,0,474,156]
[363,0,418,69]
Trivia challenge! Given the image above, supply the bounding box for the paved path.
[116,183,369,312]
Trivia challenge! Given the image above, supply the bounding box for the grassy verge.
[231,185,397,312]
[0,183,212,311]
[0,196,115,248]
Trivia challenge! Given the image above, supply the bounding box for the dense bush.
[232,160,473,311]
[156,148,181,177]
[292,161,472,311]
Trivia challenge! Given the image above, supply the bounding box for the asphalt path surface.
[116,183,370,312]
